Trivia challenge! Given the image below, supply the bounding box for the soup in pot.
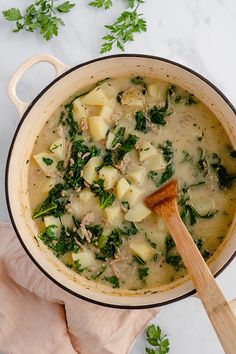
[28,76,236,290]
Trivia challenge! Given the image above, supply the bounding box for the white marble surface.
[0,0,236,353]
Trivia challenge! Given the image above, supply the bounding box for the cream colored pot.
[6,54,236,308]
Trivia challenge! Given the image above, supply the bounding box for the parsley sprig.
[146,324,170,354]
[2,0,75,41]
[99,0,147,53]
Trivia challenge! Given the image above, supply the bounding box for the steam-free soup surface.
[28,76,236,290]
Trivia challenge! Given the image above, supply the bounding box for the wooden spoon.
[145,178,236,354]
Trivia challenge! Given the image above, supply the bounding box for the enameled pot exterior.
[6,54,236,308]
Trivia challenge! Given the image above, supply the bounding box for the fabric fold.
[0,222,158,354]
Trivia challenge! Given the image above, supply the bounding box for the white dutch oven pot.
[6,54,236,309]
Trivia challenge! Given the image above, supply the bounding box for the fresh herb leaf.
[135,111,149,133]
[100,0,147,53]
[146,324,170,354]
[57,1,75,12]
[42,156,53,166]
[89,0,113,9]
[2,8,22,21]
[3,0,75,41]
[90,179,115,209]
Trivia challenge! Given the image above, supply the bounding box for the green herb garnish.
[3,1,75,41]
[145,324,170,354]
[100,0,147,53]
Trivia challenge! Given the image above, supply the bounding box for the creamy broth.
[28,76,236,290]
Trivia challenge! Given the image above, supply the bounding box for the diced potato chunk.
[79,189,95,202]
[99,166,118,190]
[121,87,145,107]
[128,167,146,185]
[61,212,76,228]
[115,178,130,199]
[81,87,110,106]
[99,81,119,98]
[33,152,57,177]
[99,104,114,123]
[190,195,215,215]
[106,131,115,150]
[105,206,123,225]
[72,250,96,268]
[44,215,61,237]
[88,116,109,141]
[83,156,102,185]
[124,185,142,207]
[139,142,157,161]
[147,83,160,99]
[129,242,154,262]
[49,138,65,160]
[73,97,88,122]
[125,202,151,222]
[146,153,166,171]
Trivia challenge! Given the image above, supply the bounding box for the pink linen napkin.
[0,221,158,354]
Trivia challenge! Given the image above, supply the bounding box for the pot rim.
[5,53,236,309]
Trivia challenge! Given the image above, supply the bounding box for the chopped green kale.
[148,86,174,126]
[160,140,173,162]
[90,179,115,209]
[138,267,149,281]
[33,183,68,219]
[106,275,120,288]
[42,157,53,166]
[116,134,139,161]
[211,155,236,189]
[135,111,149,133]
[112,126,125,147]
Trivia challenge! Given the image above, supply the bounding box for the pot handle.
[8,54,69,115]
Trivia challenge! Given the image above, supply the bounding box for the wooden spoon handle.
[163,210,236,354]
